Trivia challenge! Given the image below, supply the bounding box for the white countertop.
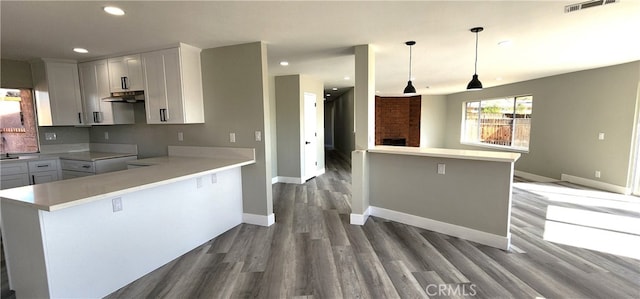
[57,151,137,161]
[0,155,255,211]
[368,146,521,163]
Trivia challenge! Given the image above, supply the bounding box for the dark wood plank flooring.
[69,151,640,298]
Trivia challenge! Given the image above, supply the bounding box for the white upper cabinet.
[78,60,135,125]
[108,54,144,92]
[31,59,84,126]
[141,44,204,124]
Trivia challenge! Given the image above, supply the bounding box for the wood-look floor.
[105,151,636,298]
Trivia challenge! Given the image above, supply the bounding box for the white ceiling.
[2,1,640,96]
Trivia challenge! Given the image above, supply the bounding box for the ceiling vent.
[565,0,619,13]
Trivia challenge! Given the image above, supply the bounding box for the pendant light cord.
[474,31,479,75]
[408,44,413,81]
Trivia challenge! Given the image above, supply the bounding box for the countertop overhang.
[367,146,521,163]
[0,155,255,211]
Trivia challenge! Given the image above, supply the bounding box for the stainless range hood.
[102,91,145,103]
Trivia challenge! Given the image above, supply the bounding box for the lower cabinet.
[0,159,60,189]
[28,159,60,184]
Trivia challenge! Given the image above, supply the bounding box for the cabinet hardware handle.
[31,175,35,185]
[82,165,91,168]
[20,111,24,126]
[160,109,168,122]
[121,77,127,90]
[37,164,48,168]
[93,111,100,123]
[305,141,311,144]
[78,112,82,124]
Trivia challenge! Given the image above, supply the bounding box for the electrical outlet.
[598,132,605,140]
[437,163,446,175]
[255,131,262,142]
[211,173,217,184]
[112,197,123,212]
[45,132,57,141]
[178,132,184,141]
[230,132,236,143]
[595,170,601,178]
[104,131,109,140]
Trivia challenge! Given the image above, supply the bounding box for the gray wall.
[91,42,274,216]
[268,75,278,179]
[274,74,325,179]
[420,95,447,148]
[275,75,301,178]
[369,153,513,236]
[333,87,355,158]
[444,61,640,188]
[1,59,33,88]
[324,100,334,148]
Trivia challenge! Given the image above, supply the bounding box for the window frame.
[460,95,532,153]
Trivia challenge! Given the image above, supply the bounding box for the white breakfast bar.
[0,146,256,298]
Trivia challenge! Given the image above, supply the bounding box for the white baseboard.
[514,170,557,183]
[243,213,276,226]
[369,206,510,250]
[316,168,326,177]
[273,176,304,184]
[561,174,631,195]
[350,207,371,225]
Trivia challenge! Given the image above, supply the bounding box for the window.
[0,88,39,154]
[462,95,532,151]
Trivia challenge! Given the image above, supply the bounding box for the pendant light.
[467,27,484,90]
[403,41,417,94]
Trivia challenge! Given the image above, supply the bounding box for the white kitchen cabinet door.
[31,59,84,126]
[79,60,134,125]
[108,55,144,92]
[30,170,59,185]
[0,162,29,189]
[1,174,30,189]
[142,44,204,124]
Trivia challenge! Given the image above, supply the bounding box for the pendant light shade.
[404,80,416,94]
[403,41,417,94]
[467,27,484,90]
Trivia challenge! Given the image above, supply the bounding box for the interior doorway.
[303,92,317,181]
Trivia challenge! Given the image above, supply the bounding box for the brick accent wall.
[375,95,421,147]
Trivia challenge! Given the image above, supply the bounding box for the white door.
[303,92,317,181]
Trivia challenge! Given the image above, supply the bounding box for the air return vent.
[565,0,619,13]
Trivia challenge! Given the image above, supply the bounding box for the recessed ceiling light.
[498,40,512,47]
[344,76,350,80]
[103,6,125,16]
[280,61,289,66]
[73,48,89,53]
[332,87,337,91]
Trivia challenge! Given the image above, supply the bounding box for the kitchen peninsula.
[351,146,520,250]
[0,146,255,298]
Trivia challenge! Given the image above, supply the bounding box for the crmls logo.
[425,283,478,297]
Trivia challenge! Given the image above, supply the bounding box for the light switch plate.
[196,177,203,188]
[178,132,184,141]
[211,173,217,184]
[255,131,262,142]
[437,163,446,175]
[230,132,236,143]
[598,132,605,140]
[104,132,109,140]
[112,197,123,212]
